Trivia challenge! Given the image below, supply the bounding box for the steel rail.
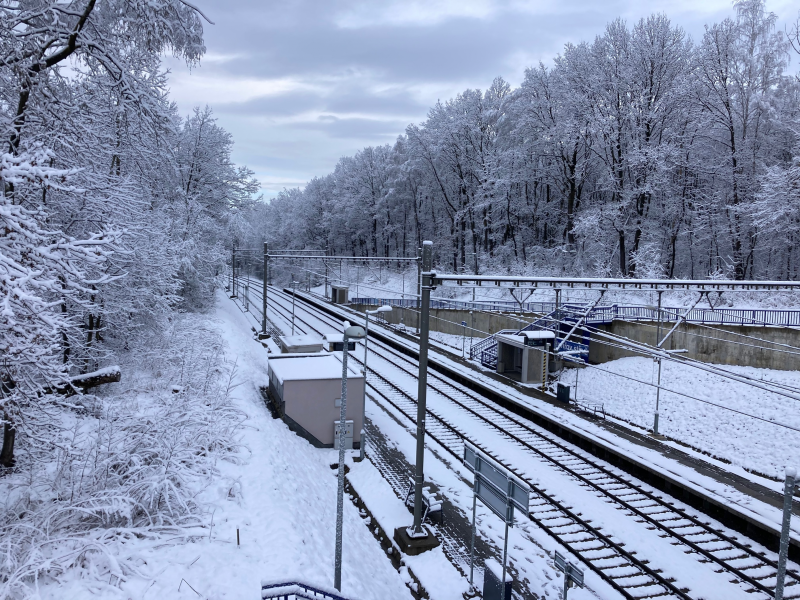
[257,284,692,599]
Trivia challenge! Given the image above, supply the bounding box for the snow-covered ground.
[6,292,414,600]
[559,357,800,479]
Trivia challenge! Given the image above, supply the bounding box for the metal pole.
[654,357,662,435]
[656,290,663,344]
[232,247,237,297]
[776,467,796,600]
[563,570,570,600]
[653,290,663,436]
[470,311,474,357]
[334,330,351,592]
[291,277,297,335]
[462,320,466,358]
[501,518,510,592]
[412,241,433,535]
[469,491,477,586]
[416,248,422,335]
[363,313,370,454]
[262,243,268,336]
[542,343,550,392]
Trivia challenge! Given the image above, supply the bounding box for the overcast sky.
[164,0,799,198]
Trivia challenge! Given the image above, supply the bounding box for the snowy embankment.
[1,292,410,600]
[563,357,800,479]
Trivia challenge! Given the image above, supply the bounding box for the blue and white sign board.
[464,442,529,524]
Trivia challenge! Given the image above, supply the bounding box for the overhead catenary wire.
[240,263,800,422]
[242,279,800,435]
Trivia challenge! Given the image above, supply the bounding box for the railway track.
[237,278,800,600]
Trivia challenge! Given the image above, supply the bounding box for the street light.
[362,305,392,452]
[334,322,367,592]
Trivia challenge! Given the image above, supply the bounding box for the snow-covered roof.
[521,331,555,340]
[269,354,362,384]
[279,334,323,347]
[322,333,344,343]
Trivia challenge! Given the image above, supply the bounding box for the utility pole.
[776,467,797,600]
[416,247,422,334]
[654,291,663,436]
[232,246,237,297]
[412,241,433,535]
[262,243,268,337]
[291,276,297,335]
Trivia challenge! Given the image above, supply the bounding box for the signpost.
[553,551,584,600]
[464,443,529,592]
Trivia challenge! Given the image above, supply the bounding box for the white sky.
[164,0,800,198]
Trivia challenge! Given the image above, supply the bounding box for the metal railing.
[261,581,357,600]
[470,309,591,369]
[352,298,800,328]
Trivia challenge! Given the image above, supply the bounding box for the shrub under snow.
[0,316,245,599]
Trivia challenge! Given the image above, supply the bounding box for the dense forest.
[1,2,255,594]
[244,0,800,283]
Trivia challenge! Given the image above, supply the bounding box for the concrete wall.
[352,303,800,371]
[350,303,541,338]
[589,320,800,371]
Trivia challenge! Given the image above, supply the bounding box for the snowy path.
[111,292,412,600]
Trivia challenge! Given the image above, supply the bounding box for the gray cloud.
[165,0,797,197]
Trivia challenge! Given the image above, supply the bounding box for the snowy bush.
[0,317,244,599]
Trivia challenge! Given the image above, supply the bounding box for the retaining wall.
[589,320,800,371]
[351,303,800,371]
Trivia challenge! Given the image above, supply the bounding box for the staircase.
[261,581,355,600]
[469,306,593,369]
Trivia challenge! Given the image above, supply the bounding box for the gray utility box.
[268,354,364,448]
[483,559,512,600]
[333,420,354,450]
[331,285,349,304]
[279,334,324,354]
[557,383,571,403]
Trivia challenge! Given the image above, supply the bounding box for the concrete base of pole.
[393,526,440,556]
[257,333,271,340]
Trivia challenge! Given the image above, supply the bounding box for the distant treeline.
[245,1,800,281]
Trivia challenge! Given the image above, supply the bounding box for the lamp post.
[362,305,392,453]
[334,322,367,592]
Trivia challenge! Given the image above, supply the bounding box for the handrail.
[261,580,359,600]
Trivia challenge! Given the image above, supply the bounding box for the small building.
[495,331,554,384]
[331,284,349,304]
[267,354,365,448]
[278,334,324,354]
[322,333,356,352]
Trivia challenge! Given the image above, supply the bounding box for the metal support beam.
[432,274,800,292]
